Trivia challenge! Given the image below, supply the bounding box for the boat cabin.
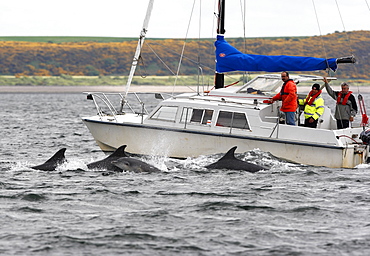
[145,74,337,133]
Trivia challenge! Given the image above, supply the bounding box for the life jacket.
[280,80,292,95]
[302,94,325,120]
[304,90,322,106]
[272,79,298,112]
[336,91,352,105]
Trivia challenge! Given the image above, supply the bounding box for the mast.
[215,0,225,89]
[124,0,154,97]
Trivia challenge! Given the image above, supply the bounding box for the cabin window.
[216,111,250,130]
[150,106,178,122]
[181,108,214,125]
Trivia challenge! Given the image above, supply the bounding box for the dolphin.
[111,157,161,173]
[205,146,267,173]
[87,145,129,172]
[31,148,67,171]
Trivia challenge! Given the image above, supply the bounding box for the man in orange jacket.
[269,71,298,125]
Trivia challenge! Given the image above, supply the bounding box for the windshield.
[238,76,283,93]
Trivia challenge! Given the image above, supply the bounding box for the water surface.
[1,92,370,255]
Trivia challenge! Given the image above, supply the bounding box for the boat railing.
[85,92,151,121]
[185,94,268,107]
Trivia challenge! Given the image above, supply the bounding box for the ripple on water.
[1,93,370,255]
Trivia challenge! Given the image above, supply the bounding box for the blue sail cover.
[215,35,338,73]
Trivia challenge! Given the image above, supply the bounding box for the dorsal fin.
[44,148,66,164]
[31,148,67,171]
[107,145,128,158]
[219,146,238,160]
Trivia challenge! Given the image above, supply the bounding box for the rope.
[196,0,203,95]
[313,0,366,126]
[366,0,370,12]
[333,1,366,127]
[145,42,176,76]
[337,135,362,144]
[360,0,370,128]
[311,0,331,73]
[172,0,197,96]
[135,54,147,79]
[335,0,367,94]
[239,0,249,84]
[146,40,239,85]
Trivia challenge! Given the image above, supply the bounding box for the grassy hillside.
[0,31,369,85]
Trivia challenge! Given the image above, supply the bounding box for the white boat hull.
[82,117,368,168]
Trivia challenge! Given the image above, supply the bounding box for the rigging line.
[239,0,246,44]
[334,0,353,54]
[148,41,215,72]
[205,0,218,91]
[366,0,370,12]
[311,0,331,73]
[145,42,176,76]
[198,0,202,42]
[150,42,238,81]
[239,0,249,83]
[133,39,147,78]
[147,40,240,86]
[334,0,347,32]
[172,0,198,95]
[136,55,147,78]
[148,40,239,89]
[211,0,217,38]
[335,0,360,94]
[197,0,203,95]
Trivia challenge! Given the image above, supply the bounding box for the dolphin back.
[31,148,67,171]
[87,145,129,172]
[205,146,267,173]
[112,157,161,173]
[107,145,129,158]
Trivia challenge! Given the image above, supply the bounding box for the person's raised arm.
[323,77,336,99]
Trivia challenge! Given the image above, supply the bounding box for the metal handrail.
[85,92,150,122]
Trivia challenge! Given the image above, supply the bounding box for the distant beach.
[1,85,369,93]
[0,85,199,93]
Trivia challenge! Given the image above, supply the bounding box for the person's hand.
[263,99,273,104]
[323,77,328,83]
[349,116,354,122]
[309,117,315,123]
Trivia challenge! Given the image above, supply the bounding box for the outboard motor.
[359,129,370,144]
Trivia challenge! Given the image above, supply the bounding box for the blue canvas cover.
[215,35,337,73]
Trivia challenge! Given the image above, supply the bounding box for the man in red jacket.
[269,71,298,125]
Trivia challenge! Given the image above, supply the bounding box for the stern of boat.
[342,143,369,168]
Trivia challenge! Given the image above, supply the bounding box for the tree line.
[0,30,369,80]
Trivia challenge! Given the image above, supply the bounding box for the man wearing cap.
[298,83,325,128]
[324,78,357,129]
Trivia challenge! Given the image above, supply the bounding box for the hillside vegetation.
[0,31,369,85]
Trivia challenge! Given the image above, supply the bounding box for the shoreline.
[1,85,370,93]
[0,85,201,93]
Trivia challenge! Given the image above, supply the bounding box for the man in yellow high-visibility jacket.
[298,83,325,128]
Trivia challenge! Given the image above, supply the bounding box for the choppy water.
[1,92,370,255]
